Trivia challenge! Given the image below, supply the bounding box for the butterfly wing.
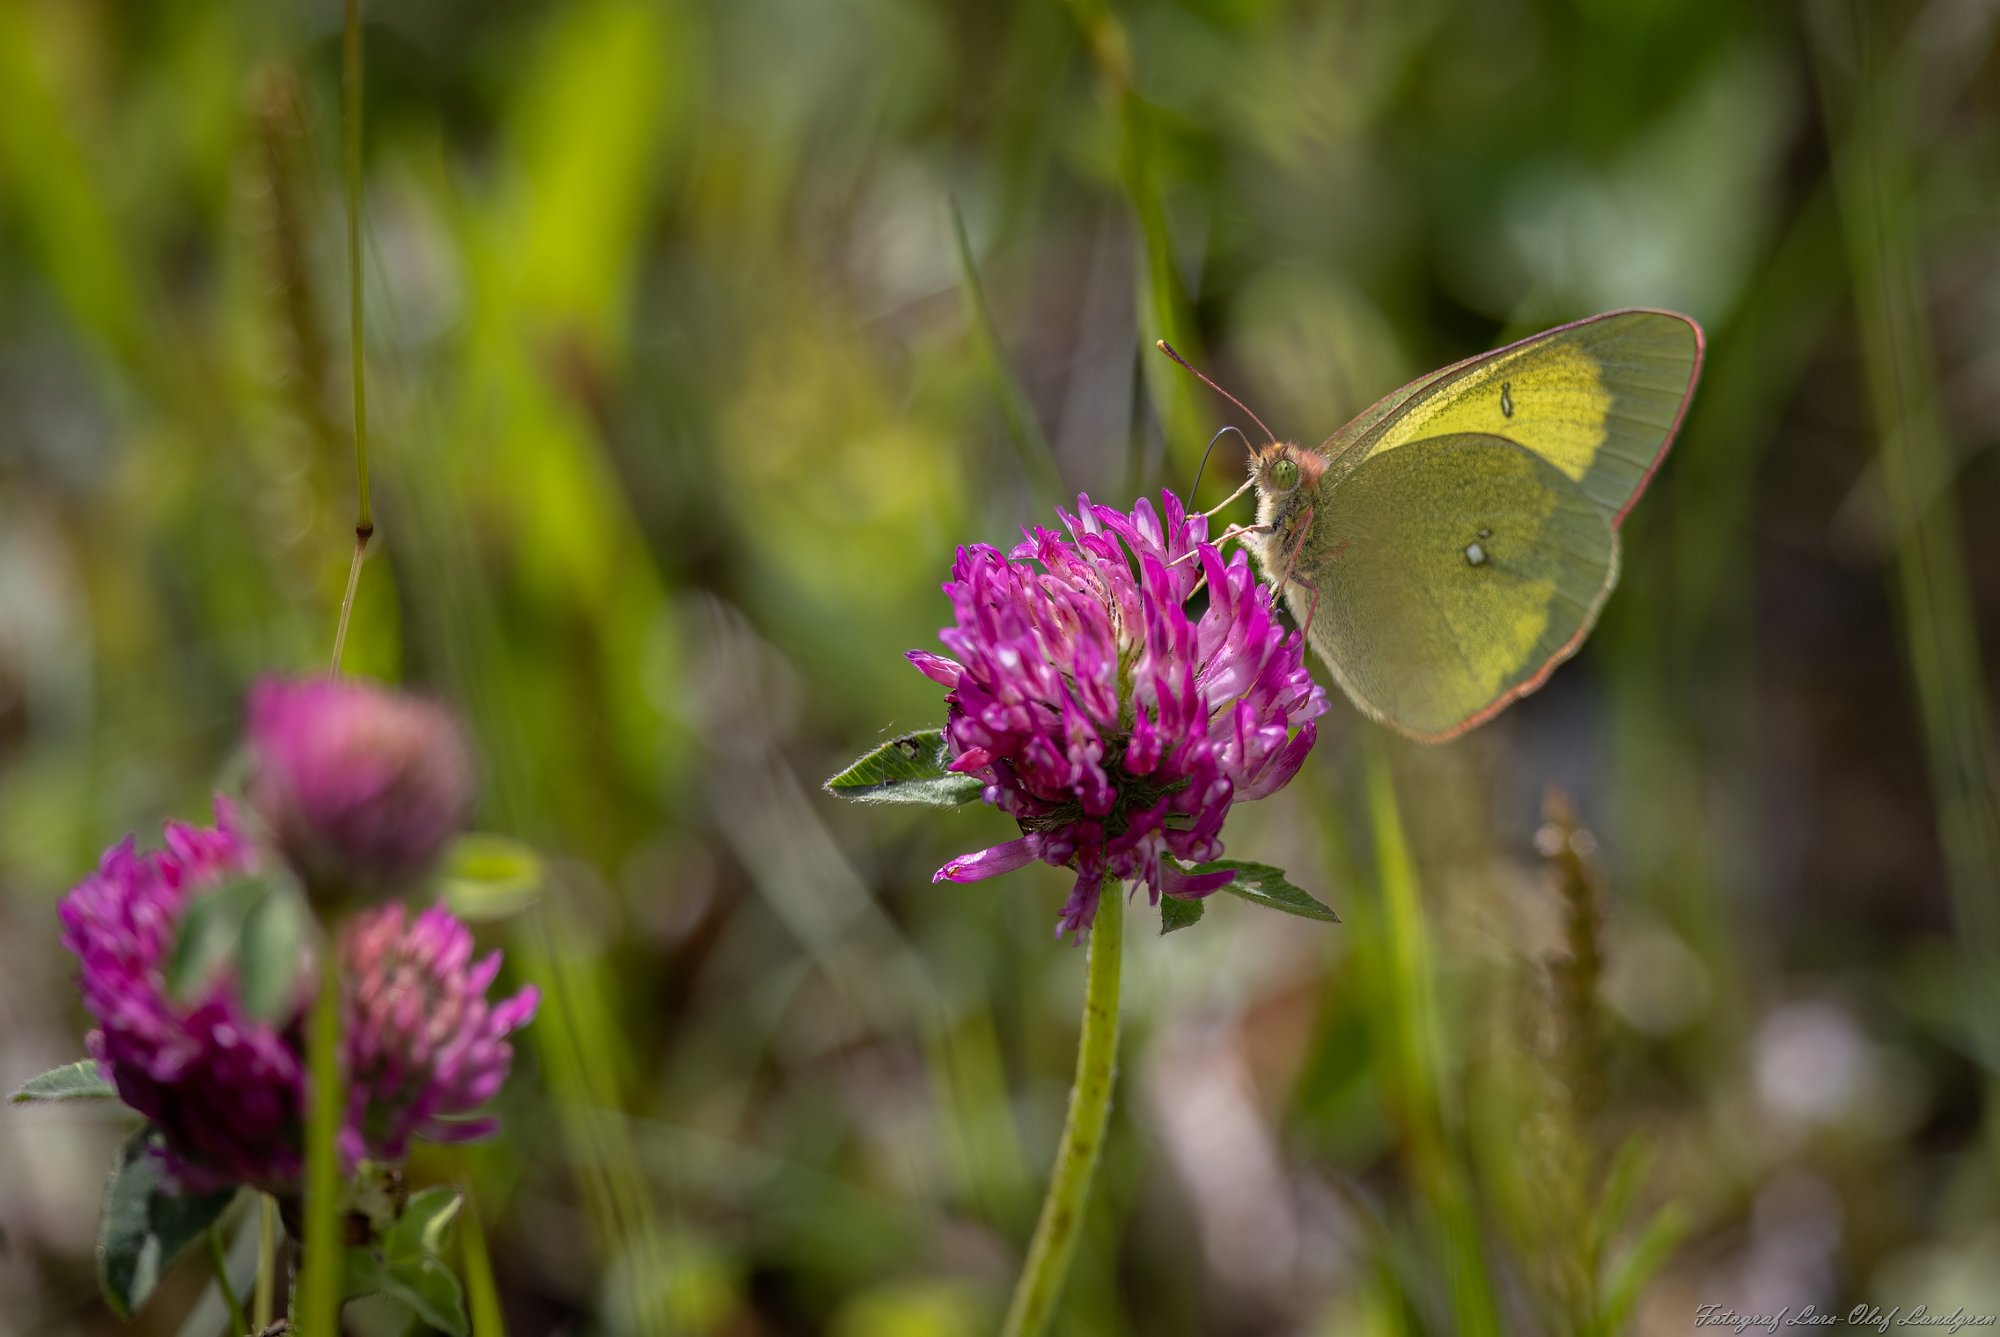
[1321,308,1703,526]
[1285,309,1701,739]
[1300,432,1620,742]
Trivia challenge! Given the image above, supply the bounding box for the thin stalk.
[947,196,1065,508]
[330,0,373,675]
[294,949,346,1333]
[343,0,371,539]
[209,1222,249,1337]
[297,7,369,1317]
[460,1195,507,1337]
[329,534,368,675]
[1364,737,1499,1336]
[253,1194,278,1329]
[1000,885,1124,1337]
[1060,0,1206,472]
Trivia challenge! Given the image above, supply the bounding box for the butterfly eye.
[1267,457,1301,493]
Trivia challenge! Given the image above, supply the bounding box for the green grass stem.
[1364,737,1499,1336]
[461,1194,508,1337]
[343,0,371,540]
[948,198,1065,508]
[208,1221,249,1337]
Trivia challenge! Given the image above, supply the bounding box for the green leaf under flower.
[344,1182,471,1336]
[98,1127,238,1318]
[1185,860,1339,923]
[381,1255,471,1337]
[10,1058,116,1103]
[1159,896,1205,934]
[439,834,546,922]
[824,730,985,808]
[387,1186,464,1261]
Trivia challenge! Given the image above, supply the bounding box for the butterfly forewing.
[1305,433,1619,742]
[1321,309,1702,526]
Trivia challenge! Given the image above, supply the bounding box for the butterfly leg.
[1271,505,1315,613]
[1199,477,1256,519]
[1210,521,1270,551]
[1165,522,1270,569]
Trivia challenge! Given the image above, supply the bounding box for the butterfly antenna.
[1154,340,1279,447]
[1191,424,1250,505]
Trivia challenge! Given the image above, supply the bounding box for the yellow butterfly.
[1168,310,1704,742]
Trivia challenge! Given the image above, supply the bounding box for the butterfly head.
[1150,339,1323,522]
[1249,443,1325,555]
[1251,442,1323,499]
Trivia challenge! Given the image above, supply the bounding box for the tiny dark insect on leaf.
[824,730,985,808]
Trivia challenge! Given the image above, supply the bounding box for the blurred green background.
[3,0,1999,1333]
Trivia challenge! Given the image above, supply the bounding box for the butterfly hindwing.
[1301,433,1620,742]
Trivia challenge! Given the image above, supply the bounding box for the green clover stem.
[1000,884,1124,1337]
[294,948,345,1332]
